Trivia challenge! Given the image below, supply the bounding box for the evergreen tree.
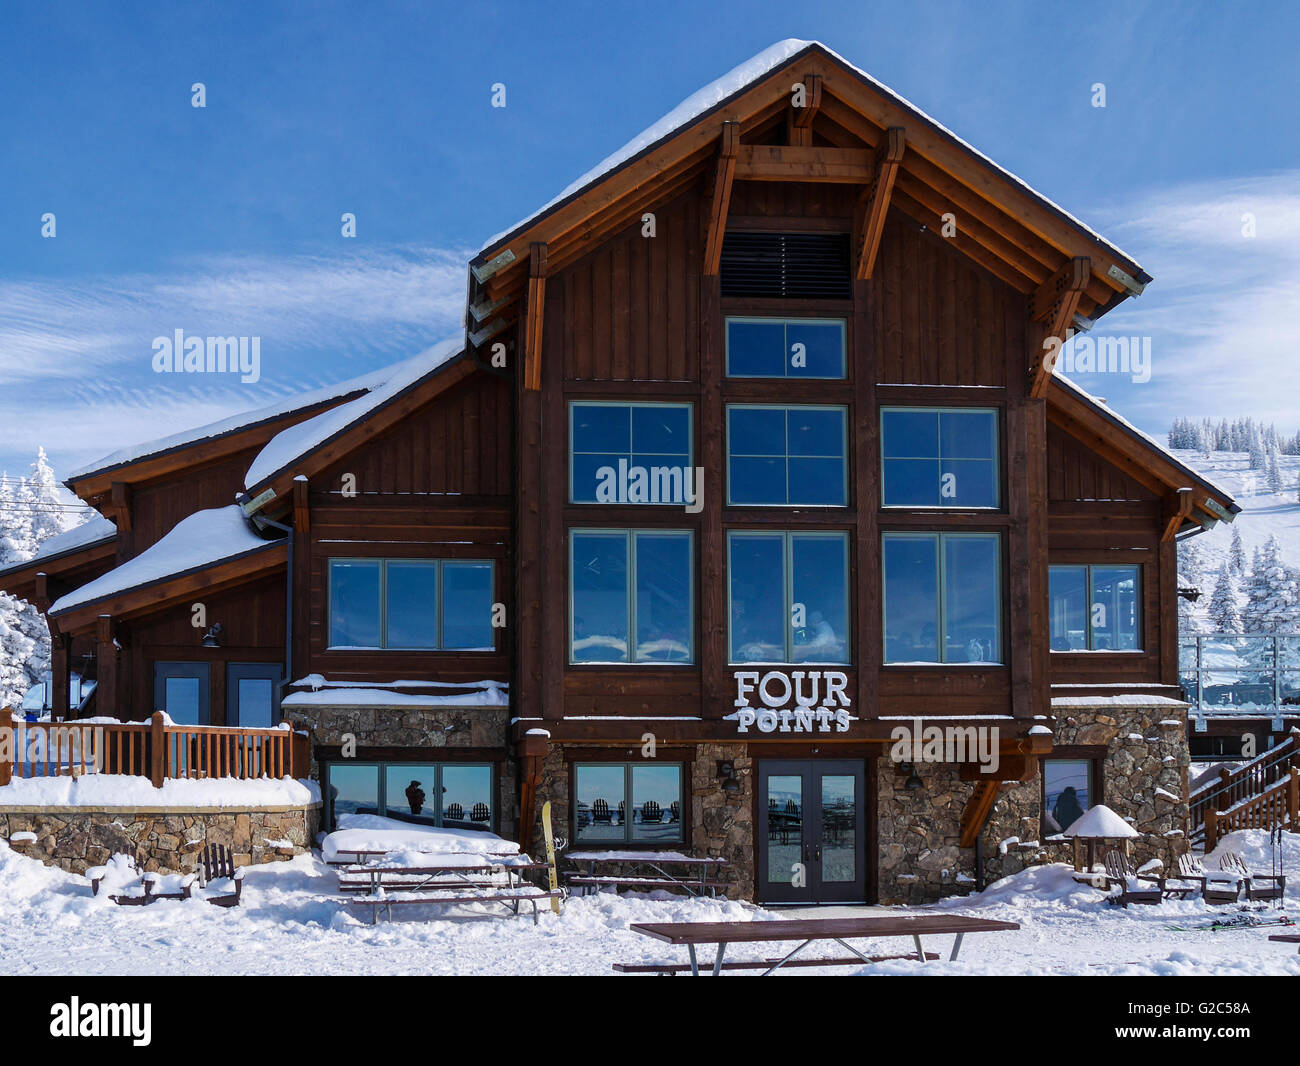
[1229,526,1245,574]
[1208,563,1241,633]
[1177,539,1206,634]
[1241,535,1298,634]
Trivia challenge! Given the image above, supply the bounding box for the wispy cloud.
[1067,171,1300,437]
[0,246,470,476]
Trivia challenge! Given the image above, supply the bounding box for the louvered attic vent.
[720,231,852,300]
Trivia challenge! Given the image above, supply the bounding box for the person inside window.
[405,780,426,816]
[1051,785,1085,834]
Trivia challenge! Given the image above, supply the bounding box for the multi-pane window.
[570,530,694,664]
[882,532,1002,664]
[881,408,999,508]
[1049,565,1141,651]
[1042,758,1096,837]
[323,761,494,831]
[570,402,693,505]
[573,762,684,844]
[725,318,846,379]
[727,405,847,506]
[327,559,495,650]
[728,531,849,664]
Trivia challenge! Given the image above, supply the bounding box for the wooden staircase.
[1192,733,1300,849]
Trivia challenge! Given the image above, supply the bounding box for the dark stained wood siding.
[128,447,264,559]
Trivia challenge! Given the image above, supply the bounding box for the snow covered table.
[625,914,1020,976]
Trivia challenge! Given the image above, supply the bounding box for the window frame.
[322,759,497,832]
[326,557,497,652]
[568,400,695,505]
[879,406,1001,510]
[880,531,1004,665]
[570,760,687,847]
[1048,563,1143,652]
[726,529,852,665]
[724,316,848,380]
[568,528,696,666]
[725,403,849,507]
[1040,750,1104,839]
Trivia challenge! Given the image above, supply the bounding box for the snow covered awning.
[284,675,508,710]
[47,506,285,629]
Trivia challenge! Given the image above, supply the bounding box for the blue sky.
[1,0,1298,483]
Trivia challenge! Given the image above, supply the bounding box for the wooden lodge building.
[1,40,1242,903]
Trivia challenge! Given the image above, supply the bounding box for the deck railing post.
[0,707,11,787]
[1289,768,1300,830]
[150,711,166,788]
[1204,809,1218,852]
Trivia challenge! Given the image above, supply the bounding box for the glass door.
[757,759,865,904]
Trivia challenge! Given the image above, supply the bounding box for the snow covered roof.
[49,505,281,615]
[1062,803,1139,839]
[243,336,464,491]
[0,515,117,578]
[284,675,507,709]
[1052,373,1239,509]
[69,359,400,483]
[479,39,1144,276]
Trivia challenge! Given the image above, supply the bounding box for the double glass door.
[757,760,866,904]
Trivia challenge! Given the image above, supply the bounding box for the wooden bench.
[568,875,732,895]
[625,914,1019,976]
[613,951,939,974]
[565,852,730,898]
[1268,934,1300,953]
[347,888,563,925]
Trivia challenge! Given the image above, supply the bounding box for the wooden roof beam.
[1030,256,1091,398]
[787,74,822,146]
[523,242,547,392]
[702,122,740,276]
[890,188,1034,293]
[853,127,905,280]
[734,143,871,182]
[1162,487,1195,542]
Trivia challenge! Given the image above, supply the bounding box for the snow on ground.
[1,829,1296,976]
[0,774,318,808]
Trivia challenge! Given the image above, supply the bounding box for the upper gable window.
[726,318,846,379]
[720,232,852,299]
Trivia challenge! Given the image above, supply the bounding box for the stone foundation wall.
[877,702,1192,903]
[281,703,516,838]
[0,804,320,875]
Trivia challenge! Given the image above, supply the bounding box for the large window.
[573,762,684,845]
[1042,758,1097,837]
[570,402,693,504]
[570,530,693,663]
[725,317,846,379]
[727,405,848,506]
[882,533,1002,664]
[881,408,999,508]
[322,761,495,831]
[327,559,495,651]
[728,531,849,664]
[1049,565,1141,651]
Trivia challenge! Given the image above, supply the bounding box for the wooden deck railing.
[0,711,310,788]
[1204,768,1300,850]
[1189,732,1300,844]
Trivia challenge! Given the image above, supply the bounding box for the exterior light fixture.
[201,622,224,648]
[901,762,924,791]
[716,759,741,793]
[1177,587,1201,602]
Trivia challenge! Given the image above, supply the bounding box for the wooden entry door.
[757,760,866,904]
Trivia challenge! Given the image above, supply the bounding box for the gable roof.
[240,336,473,510]
[469,39,1149,325]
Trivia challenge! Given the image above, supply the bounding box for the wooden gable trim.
[1029,257,1091,398]
[733,143,871,182]
[787,73,822,145]
[1162,487,1195,543]
[702,122,740,276]
[524,242,548,391]
[49,542,287,635]
[243,355,478,510]
[853,127,905,280]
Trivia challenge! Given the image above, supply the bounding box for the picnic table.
[624,914,1020,976]
[565,850,729,897]
[338,859,558,924]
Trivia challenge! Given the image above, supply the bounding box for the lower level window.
[1049,564,1141,651]
[882,532,1001,663]
[1042,758,1096,837]
[573,762,684,845]
[323,761,494,831]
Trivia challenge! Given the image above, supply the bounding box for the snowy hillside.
[1172,448,1300,633]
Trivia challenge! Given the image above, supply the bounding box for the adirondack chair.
[669,801,681,823]
[471,802,490,823]
[87,853,151,906]
[1103,850,1164,907]
[592,798,612,825]
[195,843,246,908]
[1222,852,1286,902]
[1174,853,1241,904]
[642,800,662,824]
[445,802,464,822]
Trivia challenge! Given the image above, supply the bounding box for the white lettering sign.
[732,670,851,733]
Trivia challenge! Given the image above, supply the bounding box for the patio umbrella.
[1061,804,1138,872]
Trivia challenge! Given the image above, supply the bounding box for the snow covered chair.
[1174,854,1241,904]
[142,871,196,901]
[1102,850,1164,907]
[195,843,246,908]
[1221,852,1285,902]
[87,853,152,906]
